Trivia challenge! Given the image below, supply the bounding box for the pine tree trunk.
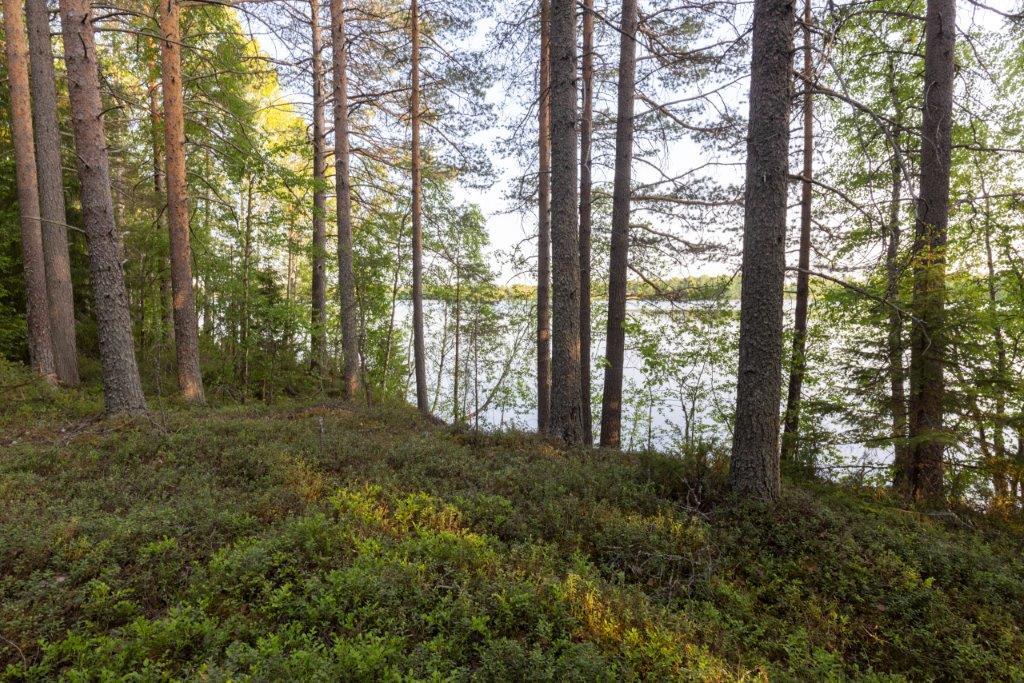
[310,0,328,373]
[409,0,429,413]
[887,152,911,494]
[781,0,813,463]
[329,0,360,397]
[26,0,78,386]
[4,0,57,384]
[159,0,205,403]
[578,0,594,445]
[599,0,638,449]
[549,0,583,445]
[907,0,955,505]
[147,64,175,351]
[982,190,1009,501]
[536,0,552,435]
[58,0,147,413]
[729,0,794,503]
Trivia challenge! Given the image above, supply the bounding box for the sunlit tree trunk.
[310,0,329,373]
[886,151,911,492]
[729,0,794,502]
[599,0,638,449]
[781,0,813,463]
[409,0,428,413]
[537,0,552,434]
[159,0,205,403]
[907,0,955,505]
[578,0,594,445]
[549,0,583,445]
[26,0,78,386]
[58,0,147,412]
[3,0,57,384]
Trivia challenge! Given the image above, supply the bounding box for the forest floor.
[1,359,1023,681]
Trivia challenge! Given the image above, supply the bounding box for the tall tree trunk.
[409,0,428,413]
[729,0,794,503]
[781,0,813,462]
[329,0,360,397]
[599,0,638,448]
[147,63,175,350]
[159,0,205,403]
[3,0,57,384]
[537,0,552,435]
[26,0,78,385]
[58,0,147,412]
[982,186,1009,502]
[549,0,583,445]
[886,151,911,492]
[578,0,594,445]
[907,0,955,505]
[310,0,328,373]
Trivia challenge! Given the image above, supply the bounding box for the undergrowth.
[1,359,1023,680]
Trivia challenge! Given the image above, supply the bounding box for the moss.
[1,360,1022,680]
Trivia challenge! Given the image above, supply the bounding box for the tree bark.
[907,0,955,505]
[781,0,813,462]
[147,62,175,350]
[578,0,594,445]
[3,0,57,384]
[981,186,1009,502]
[310,0,328,373]
[886,151,911,493]
[58,0,147,412]
[599,0,638,448]
[409,0,428,413]
[26,0,78,386]
[549,0,583,445]
[537,0,552,435]
[729,0,794,503]
[159,0,205,403]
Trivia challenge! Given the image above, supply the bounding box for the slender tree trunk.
[147,64,175,350]
[537,0,552,434]
[907,0,955,505]
[453,256,461,424]
[729,0,794,503]
[886,152,911,492]
[159,0,205,403]
[781,0,813,463]
[599,0,638,448]
[982,189,1009,501]
[26,0,78,385]
[58,0,146,412]
[409,0,429,413]
[549,0,583,445]
[310,0,328,372]
[578,0,594,445]
[239,176,253,392]
[3,0,57,384]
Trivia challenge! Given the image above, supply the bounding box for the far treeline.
[1,0,1023,510]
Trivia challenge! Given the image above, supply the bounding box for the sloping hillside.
[1,360,1022,680]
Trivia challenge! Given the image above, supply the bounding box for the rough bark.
[578,0,594,445]
[3,0,57,384]
[159,0,205,403]
[549,0,583,445]
[58,0,147,412]
[536,0,551,435]
[729,0,794,503]
[907,0,955,505]
[409,0,428,413]
[781,0,813,462]
[310,0,328,373]
[26,0,78,385]
[599,0,638,448]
